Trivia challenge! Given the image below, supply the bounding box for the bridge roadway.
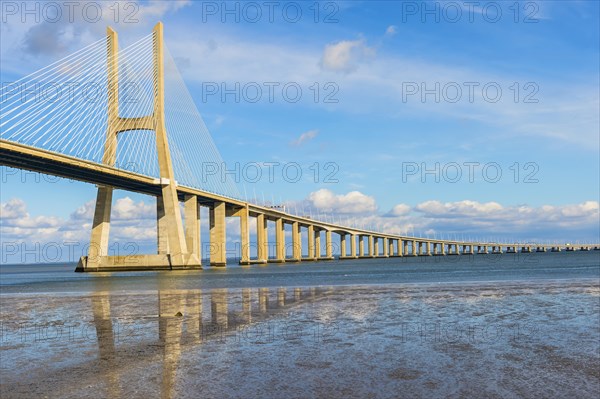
[2,139,599,269]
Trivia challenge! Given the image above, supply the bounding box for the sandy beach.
[1,279,598,398]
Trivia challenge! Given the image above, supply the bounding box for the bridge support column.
[315,229,321,258]
[383,238,389,257]
[404,240,409,256]
[159,189,188,263]
[374,237,379,257]
[340,234,347,257]
[397,240,403,257]
[291,221,301,262]
[389,239,394,256]
[325,230,333,259]
[87,186,114,270]
[237,206,250,265]
[426,242,432,256]
[307,225,315,260]
[369,236,374,257]
[256,214,268,263]
[350,234,357,258]
[157,198,169,254]
[412,240,417,256]
[240,207,250,264]
[359,236,365,257]
[184,195,200,262]
[273,218,285,263]
[209,201,226,267]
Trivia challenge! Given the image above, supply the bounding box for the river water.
[1,252,599,398]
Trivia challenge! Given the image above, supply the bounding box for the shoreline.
[0,276,599,297]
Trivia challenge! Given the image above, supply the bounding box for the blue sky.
[1,1,599,263]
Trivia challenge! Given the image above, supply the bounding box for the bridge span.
[2,138,597,271]
[1,23,597,272]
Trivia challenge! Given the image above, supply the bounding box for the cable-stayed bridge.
[1,23,597,271]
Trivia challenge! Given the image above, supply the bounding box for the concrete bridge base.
[75,254,202,272]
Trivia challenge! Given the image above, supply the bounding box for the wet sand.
[1,279,598,398]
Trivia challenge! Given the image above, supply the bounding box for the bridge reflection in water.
[84,286,331,399]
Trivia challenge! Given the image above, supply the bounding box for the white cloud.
[117,225,157,240]
[383,199,599,239]
[415,200,504,217]
[112,197,154,220]
[1,198,63,245]
[0,198,61,229]
[0,198,27,219]
[0,196,157,245]
[290,129,319,146]
[560,201,599,217]
[389,203,410,216]
[286,192,598,242]
[385,25,397,36]
[306,189,377,214]
[411,200,599,228]
[320,39,375,73]
[70,200,95,221]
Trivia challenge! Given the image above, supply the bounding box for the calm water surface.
[1,251,599,294]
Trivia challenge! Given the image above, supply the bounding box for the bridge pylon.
[77,22,201,271]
